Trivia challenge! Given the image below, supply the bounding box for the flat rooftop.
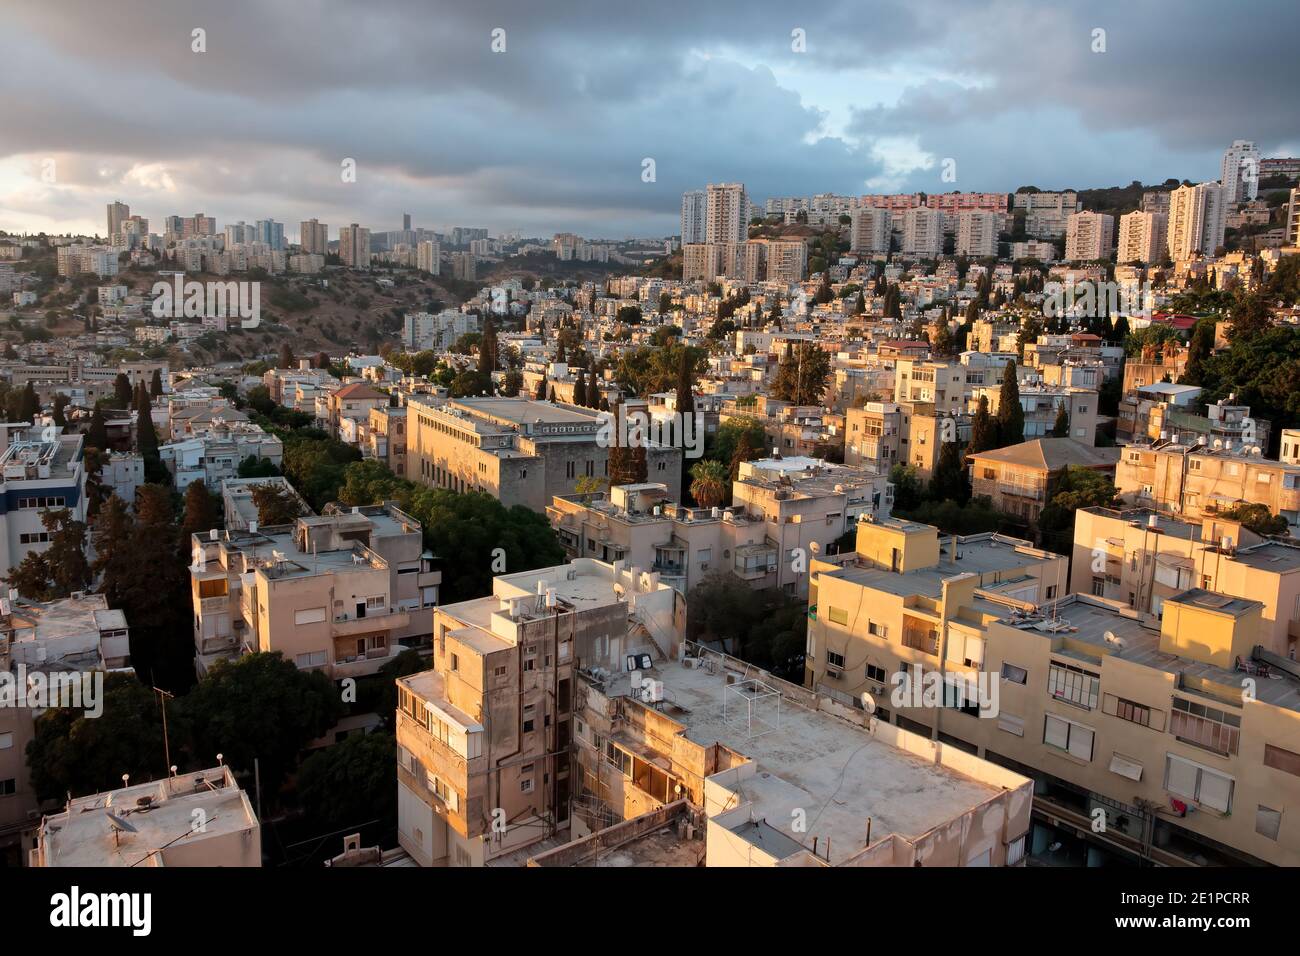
[1000,595,1300,712]
[656,658,1003,865]
[39,767,258,867]
[454,397,599,426]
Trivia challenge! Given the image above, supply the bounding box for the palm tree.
[689,459,730,510]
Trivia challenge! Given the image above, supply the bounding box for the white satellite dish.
[860,692,877,714]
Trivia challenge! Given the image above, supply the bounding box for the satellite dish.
[860,692,877,714]
[105,811,138,834]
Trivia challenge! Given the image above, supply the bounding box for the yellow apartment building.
[804,516,1300,865]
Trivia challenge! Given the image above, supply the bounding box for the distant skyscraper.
[955,211,998,258]
[705,183,747,244]
[1167,183,1226,260]
[901,206,942,257]
[680,190,706,244]
[850,207,891,254]
[256,219,285,251]
[1064,211,1115,261]
[338,224,371,268]
[106,201,129,241]
[1116,211,1168,265]
[300,218,329,255]
[417,239,441,275]
[403,212,412,231]
[1287,187,1300,248]
[1220,140,1261,204]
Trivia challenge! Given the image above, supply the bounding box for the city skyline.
[2,0,1298,239]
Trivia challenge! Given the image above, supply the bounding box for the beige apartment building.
[394,559,682,866]
[893,358,969,418]
[33,766,261,867]
[970,380,1100,445]
[367,404,408,477]
[1117,210,1169,265]
[558,642,1033,867]
[806,517,1300,865]
[845,401,902,473]
[407,397,683,513]
[327,382,389,441]
[1115,438,1300,533]
[548,482,775,594]
[0,594,131,864]
[969,438,1120,523]
[1071,506,1300,660]
[188,505,439,678]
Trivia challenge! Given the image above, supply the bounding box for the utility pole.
[153,687,175,776]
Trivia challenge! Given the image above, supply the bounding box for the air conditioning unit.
[826,663,843,677]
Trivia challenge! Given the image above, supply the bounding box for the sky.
[1,0,1297,242]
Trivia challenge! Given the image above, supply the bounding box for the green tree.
[770,342,831,406]
[181,652,345,798]
[930,438,968,503]
[1051,401,1070,437]
[689,458,730,509]
[996,361,1024,446]
[86,404,109,450]
[405,489,566,603]
[296,731,398,833]
[1037,467,1121,554]
[479,316,498,375]
[888,463,924,512]
[150,368,163,398]
[250,482,304,525]
[1221,503,1290,537]
[113,373,133,408]
[25,674,170,802]
[181,479,220,539]
[967,395,999,456]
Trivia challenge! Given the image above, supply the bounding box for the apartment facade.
[806,518,1300,865]
[188,507,438,677]
[1115,440,1300,533]
[1117,211,1168,264]
[1167,183,1227,261]
[0,594,131,864]
[395,560,681,866]
[407,397,683,513]
[1064,211,1115,262]
[1071,506,1300,658]
[969,438,1120,523]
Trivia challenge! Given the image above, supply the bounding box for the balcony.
[332,607,411,637]
[997,483,1043,501]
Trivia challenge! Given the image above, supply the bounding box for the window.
[1256,806,1282,841]
[866,663,887,683]
[294,607,327,625]
[1263,744,1300,777]
[826,650,845,669]
[522,719,535,733]
[0,732,11,750]
[295,650,327,668]
[450,653,459,671]
[1047,662,1099,710]
[1044,714,1094,761]
[1046,585,1057,600]
[1091,577,1105,597]
[827,606,848,625]
[1164,754,1233,813]
[868,621,887,638]
[1000,662,1028,685]
[1171,697,1240,756]
[366,595,385,609]
[0,779,14,797]
[1113,696,1153,726]
[997,712,1025,737]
